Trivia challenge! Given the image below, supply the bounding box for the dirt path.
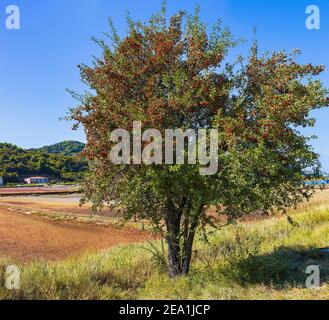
[0,207,153,263]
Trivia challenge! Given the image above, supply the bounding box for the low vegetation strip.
[0,186,80,196]
[1,204,329,300]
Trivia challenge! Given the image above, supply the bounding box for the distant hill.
[31,141,85,156]
[0,143,87,184]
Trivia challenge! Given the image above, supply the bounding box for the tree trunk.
[182,231,196,275]
[182,210,199,275]
[164,200,203,277]
[166,232,182,277]
[165,201,182,277]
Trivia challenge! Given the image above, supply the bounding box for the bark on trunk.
[165,201,182,277]
[165,200,203,277]
[182,231,196,275]
[182,209,199,275]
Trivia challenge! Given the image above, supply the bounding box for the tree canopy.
[69,5,329,276]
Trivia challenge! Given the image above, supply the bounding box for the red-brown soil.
[0,207,154,263]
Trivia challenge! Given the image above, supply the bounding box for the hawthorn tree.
[69,5,329,277]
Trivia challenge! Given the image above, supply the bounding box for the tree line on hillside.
[29,140,85,156]
[0,143,88,184]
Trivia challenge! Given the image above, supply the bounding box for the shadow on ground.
[229,246,329,288]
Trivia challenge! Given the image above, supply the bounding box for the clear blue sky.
[1,0,329,170]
